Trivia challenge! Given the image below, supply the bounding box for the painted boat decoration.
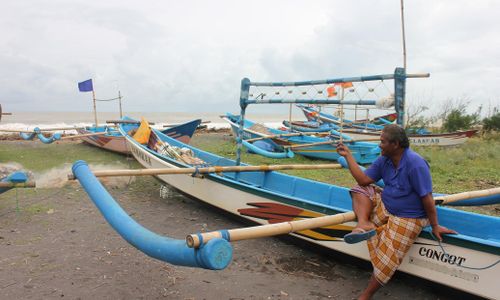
[77,117,202,154]
[99,121,500,299]
[222,113,380,164]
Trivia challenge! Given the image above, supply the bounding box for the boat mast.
[92,89,98,127]
[400,0,407,70]
[118,90,123,118]
[399,0,407,127]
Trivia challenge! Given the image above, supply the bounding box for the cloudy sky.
[1,0,499,115]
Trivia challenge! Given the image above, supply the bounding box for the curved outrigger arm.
[0,171,36,194]
[71,160,233,270]
[19,131,37,140]
[18,127,61,144]
[35,127,61,144]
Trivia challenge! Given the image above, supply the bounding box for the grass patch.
[0,141,134,172]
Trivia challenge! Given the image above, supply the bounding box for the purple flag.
[78,79,93,92]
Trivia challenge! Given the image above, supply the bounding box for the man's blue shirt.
[364,148,432,218]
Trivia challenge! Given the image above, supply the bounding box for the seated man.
[336,124,456,300]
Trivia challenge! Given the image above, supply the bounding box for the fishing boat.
[326,127,478,147]
[81,119,499,299]
[76,117,202,154]
[222,113,380,164]
[299,105,478,146]
[299,104,387,131]
[282,120,337,133]
[72,70,499,298]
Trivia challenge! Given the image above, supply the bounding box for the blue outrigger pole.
[236,67,429,165]
[72,160,233,270]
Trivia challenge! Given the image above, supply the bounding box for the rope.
[95,96,123,102]
[429,232,500,270]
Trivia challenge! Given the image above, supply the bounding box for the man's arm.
[336,143,374,186]
[421,193,457,241]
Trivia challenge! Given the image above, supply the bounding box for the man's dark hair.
[382,124,409,148]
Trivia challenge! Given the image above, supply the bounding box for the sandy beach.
[0,134,486,299]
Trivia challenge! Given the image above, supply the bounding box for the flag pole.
[118,90,123,118]
[92,89,98,127]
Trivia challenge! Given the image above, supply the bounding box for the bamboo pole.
[59,132,110,140]
[118,91,123,119]
[186,211,356,248]
[283,140,337,149]
[92,89,98,127]
[434,187,500,205]
[282,138,379,150]
[0,127,86,133]
[186,187,500,248]
[67,163,343,180]
[0,181,36,188]
[245,132,329,142]
[106,120,156,125]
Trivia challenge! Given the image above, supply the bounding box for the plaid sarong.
[350,185,429,285]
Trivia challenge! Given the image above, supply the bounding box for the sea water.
[0,111,308,134]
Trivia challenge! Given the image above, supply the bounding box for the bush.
[442,108,480,132]
[482,112,500,132]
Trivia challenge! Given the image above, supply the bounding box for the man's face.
[379,132,398,157]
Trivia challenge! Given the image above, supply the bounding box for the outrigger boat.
[299,105,478,147]
[71,69,499,299]
[71,116,500,299]
[222,113,381,164]
[76,117,202,154]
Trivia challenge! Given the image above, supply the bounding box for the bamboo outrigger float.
[71,69,499,299]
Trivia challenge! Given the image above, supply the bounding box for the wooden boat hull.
[119,125,499,299]
[77,127,129,154]
[78,118,202,154]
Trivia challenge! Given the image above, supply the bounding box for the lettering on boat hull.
[418,246,467,265]
[410,138,441,145]
[409,256,479,283]
[132,146,152,166]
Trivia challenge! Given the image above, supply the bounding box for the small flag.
[78,79,93,92]
[326,86,337,97]
[334,82,353,89]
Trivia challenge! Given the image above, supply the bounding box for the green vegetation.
[482,112,500,132]
[0,141,130,172]
[406,98,498,133]
[442,108,480,132]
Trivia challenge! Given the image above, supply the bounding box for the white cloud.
[0,0,499,116]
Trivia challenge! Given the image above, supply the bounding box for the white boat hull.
[344,130,477,147]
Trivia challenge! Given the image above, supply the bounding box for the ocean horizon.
[0,111,309,133]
